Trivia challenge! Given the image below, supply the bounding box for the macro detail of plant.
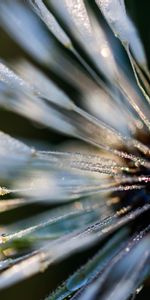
[0,0,150,299]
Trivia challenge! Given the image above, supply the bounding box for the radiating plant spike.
[0,1,150,300]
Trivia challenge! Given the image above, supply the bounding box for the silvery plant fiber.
[0,1,150,299]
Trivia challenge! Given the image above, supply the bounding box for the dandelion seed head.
[0,0,150,299]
